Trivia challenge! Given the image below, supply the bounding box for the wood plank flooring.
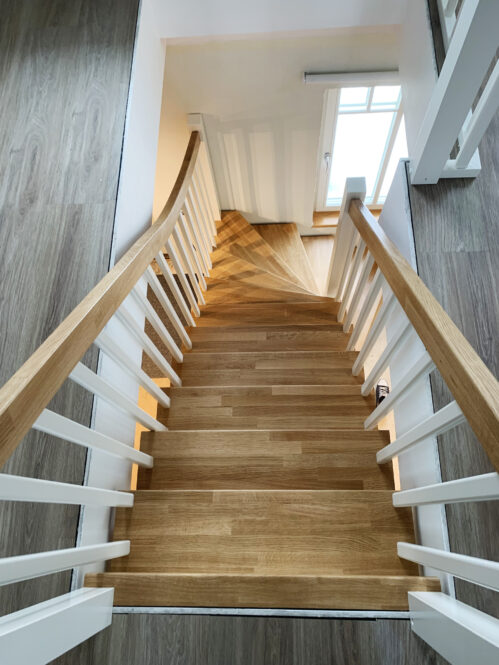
[195,301,340,327]
[87,573,439,610]
[188,325,349,352]
[138,430,393,490]
[53,615,449,665]
[0,0,139,616]
[158,385,375,430]
[175,351,362,386]
[104,489,420,577]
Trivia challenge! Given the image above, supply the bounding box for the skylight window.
[317,85,408,209]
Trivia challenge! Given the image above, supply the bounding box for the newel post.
[326,177,366,299]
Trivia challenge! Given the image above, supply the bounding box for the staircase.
[86,211,439,609]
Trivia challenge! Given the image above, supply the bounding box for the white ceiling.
[153,0,407,40]
[163,30,400,225]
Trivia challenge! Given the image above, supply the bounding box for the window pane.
[372,85,400,107]
[339,87,369,110]
[327,111,395,205]
[378,118,408,201]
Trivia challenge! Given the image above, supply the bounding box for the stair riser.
[187,328,348,352]
[85,573,440,610]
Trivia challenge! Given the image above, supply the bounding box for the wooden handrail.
[0,131,201,468]
[349,199,499,470]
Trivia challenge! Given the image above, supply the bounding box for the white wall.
[399,0,438,156]
[154,0,406,39]
[163,30,399,225]
[77,0,166,578]
[153,67,191,220]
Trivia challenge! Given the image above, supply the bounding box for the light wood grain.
[175,351,362,386]
[215,212,312,292]
[205,248,318,303]
[138,429,393,490]
[158,385,375,430]
[196,301,340,328]
[0,132,201,467]
[349,199,499,469]
[187,325,348,352]
[313,211,340,228]
[85,572,440,610]
[255,224,318,293]
[106,490,419,576]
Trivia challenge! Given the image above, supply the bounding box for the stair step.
[85,572,440,610]
[255,223,318,294]
[302,236,335,296]
[138,429,393,490]
[197,301,340,327]
[209,249,316,302]
[187,324,348,352]
[215,211,311,292]
[205,279,325,304]
[104,490,419,577]
[176,351,362,386]
[158,385,374,430]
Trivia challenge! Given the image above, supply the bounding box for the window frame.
[315,86,404,211]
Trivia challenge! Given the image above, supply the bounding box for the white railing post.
[326,177,366,299]
[409,592,499,665]
[411,0,499,184]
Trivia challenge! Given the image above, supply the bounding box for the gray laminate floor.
[0,0,139,615]
[54,614,447,665]
[407,103,499,620]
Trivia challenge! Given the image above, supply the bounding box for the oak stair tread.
[254,223,318,294]
[175,350,362,386]
[157,384,375,430]
[138,429,393,490]
[85,572,440,610]
[196,301,340,327]
[105,490,420,577]
[187,325,348,352]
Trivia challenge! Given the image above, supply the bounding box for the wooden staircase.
[86,211,440,609]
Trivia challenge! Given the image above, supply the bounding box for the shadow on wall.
[204,114,320,226]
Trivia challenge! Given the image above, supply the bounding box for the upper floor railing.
[328,176,499,664]
[0,130,219,665]
[411,0,499,184]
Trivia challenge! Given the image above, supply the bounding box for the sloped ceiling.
[154,0,406,39]
[163,30,399,225]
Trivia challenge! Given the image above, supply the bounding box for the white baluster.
[155,251,196,328]
[32,410,153,466]
[393,472,499,507]
[361,318,413,396]
[0,473,134,506]
[352,291,396,376]
[364,352,436,430]
[69,362,166,431]
[346,270,384,351]
[144,265,192,350]
[377,401,465,463]
[165,238,201,317]
[115,306,181,386]
[95,331,170,408]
